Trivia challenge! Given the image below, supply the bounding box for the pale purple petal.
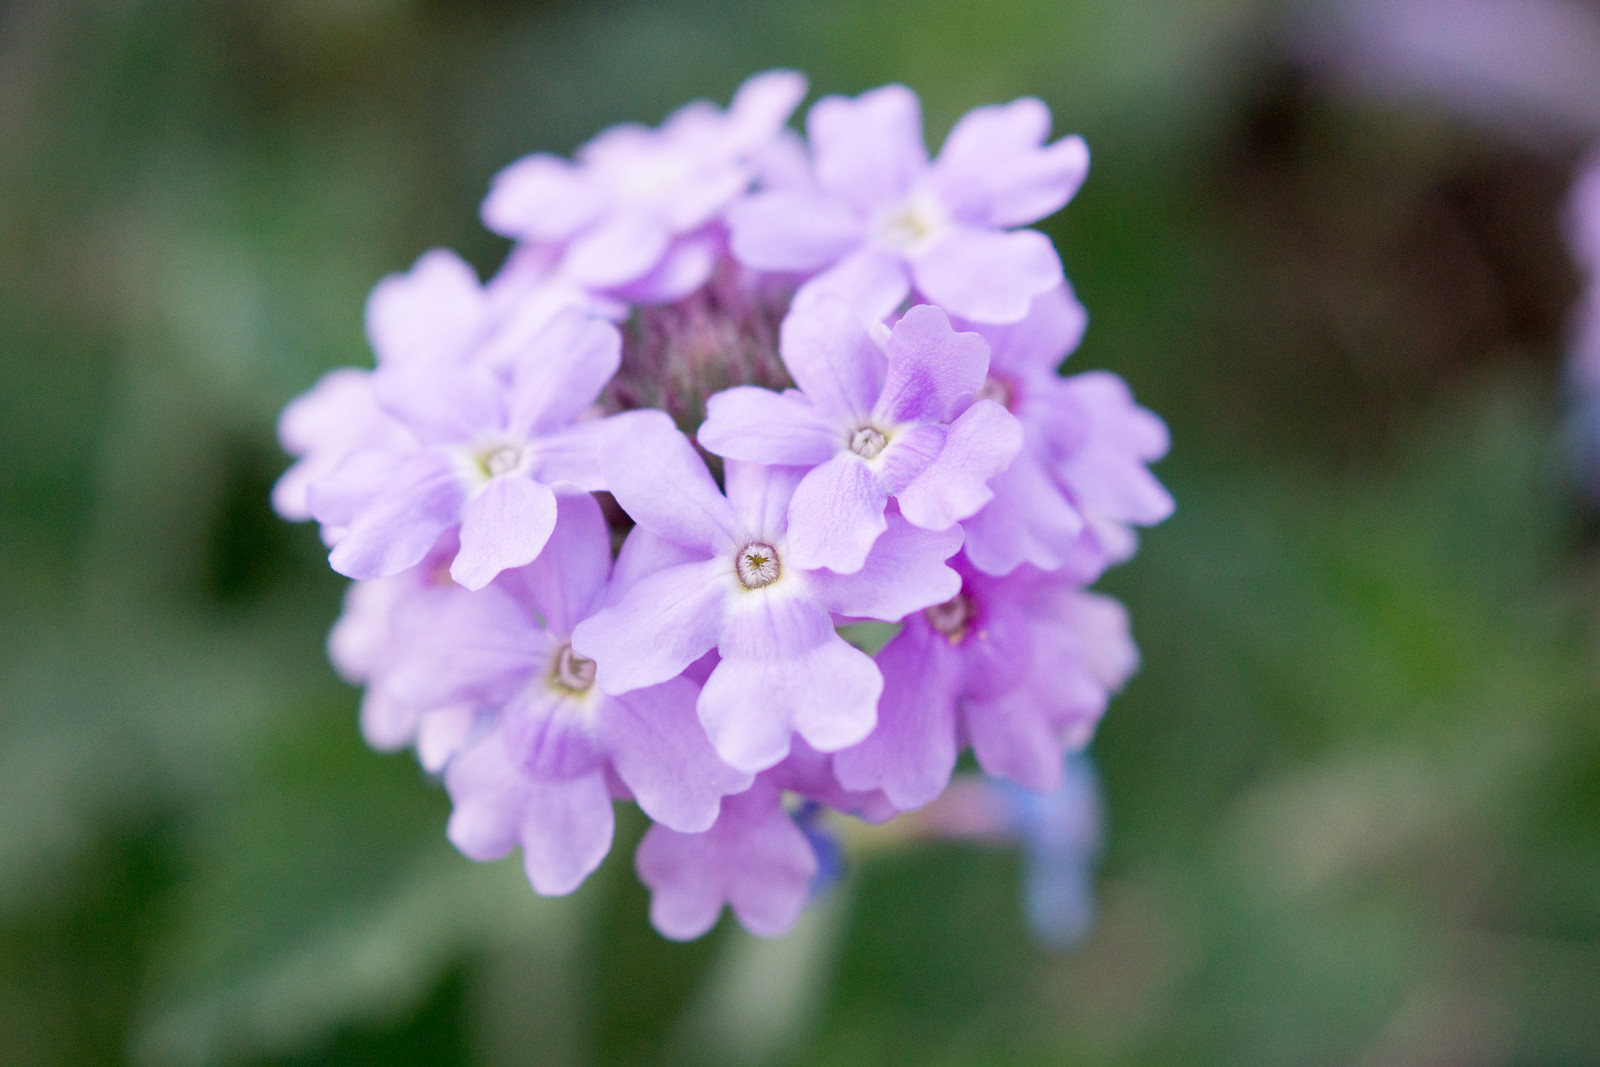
[450,476,559,590]
[506,310,623,435]
[791,246,911,323]
[895,399,1023,530]
[561,209,672,290]
[326,452,465,580]
[497,490,611,634]
[481,153,606,241]
[726,191,864,271]
[517,771,615,896]
[1051,372,1175,525]
[960,449,1084,576]
[372,365,505,446]
[963,282,1087,376]
[525,416,620,493]
[875,422,946,495]
[807,84,927,211]
[443,731,523,862]
[358,687,420,752]
[384,584,546,708]
[700,593,881,770]
[598,411,739,551]
[608,526,710,603]
[305,446,414,531]
[833,623,962,810]
[598,677,753,833]
[698,386,840,466]
[783,453,888,574]
[611,232,720,304]
[911,226,1064,324]
[365,249,488,368]
[966,688,1065,794]
[571,558,731,694]
[723,460,805,539]
[500,688,606,780]
[273,368,390,522]
[635,781,817,940]
[931,98,1089,227]
[724,69,809,154]
[417,706,478,773]
[777,294,886,420]
[873,303,991,424]
[806,513,962,620]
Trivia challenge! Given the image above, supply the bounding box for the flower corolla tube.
[275,72,1172,941]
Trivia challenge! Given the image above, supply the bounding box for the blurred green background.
[3,1,1599,1064]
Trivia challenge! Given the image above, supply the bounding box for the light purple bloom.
[956,286,1173,578]
[383,493,751,895]
[483,70,807,303]
[570,411,963,774]
[635,778,818,940]
[834,557,1138,809]
[306,307,631,590]
[698,299,1023,573]
[727,85,1087,323]
[1569,150,1600,395]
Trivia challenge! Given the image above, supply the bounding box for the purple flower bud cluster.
[275,71,1172,941]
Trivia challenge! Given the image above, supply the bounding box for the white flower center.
[551,643,597,693]
[873,190,948,254]
[483,445,523,478]
[735,541,782,589]
[849,426,887,460]
[925,593,973,644]
[976,373,1017,412]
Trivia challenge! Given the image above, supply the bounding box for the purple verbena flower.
[570,411,963,773]
[483,70,807,304]
[306,307,633,589]
[956,285,1173,578]
[834,556,1138,809]
[381,493,752,895]
[698,298,1023,573]
[727,85,1087,323]
[635,778,819,940]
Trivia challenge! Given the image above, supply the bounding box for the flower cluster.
[275,71,1172,941]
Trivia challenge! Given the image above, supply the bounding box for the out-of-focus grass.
[0,1,1595,1065]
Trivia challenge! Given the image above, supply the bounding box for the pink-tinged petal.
[876,422,946,495]
[305,446,412,529]
[497,491,612,634]
[518,771,615,896]
[960,450,1084,576]
[931,98,1088,227]
[598,678,753,833]
[417,705,478,773]
[365,249,488,368]
[571,557,731,694]
[966,688,1065,794]
[700,593,881,770]
[599,411,739,551]
[777,294,886,421]
[725,69,809,153]
[481,153,606,241]
[611,232,720,304]
[784,453,889,574]
[325,574,406,682]
[699,386,840,465]
[372,365,505,446]
[806,513,962,620]
[911,226,1064,325]
[874,303,991,424]
[1051,372,1174,525]
[896,399,1023,530]
[726,191,864,271]
[273,369,390,521]
[635,781,817,941]
[808,84,928,211]
[833,623,962,810]
[791,246,911,323]
[507,310,623,435]
[450,476,559,591]
[561,210,672,290]
[326,452,465,580]
[962,282,1087,376]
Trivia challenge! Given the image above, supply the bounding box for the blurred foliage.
[1,0,1597,1064]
